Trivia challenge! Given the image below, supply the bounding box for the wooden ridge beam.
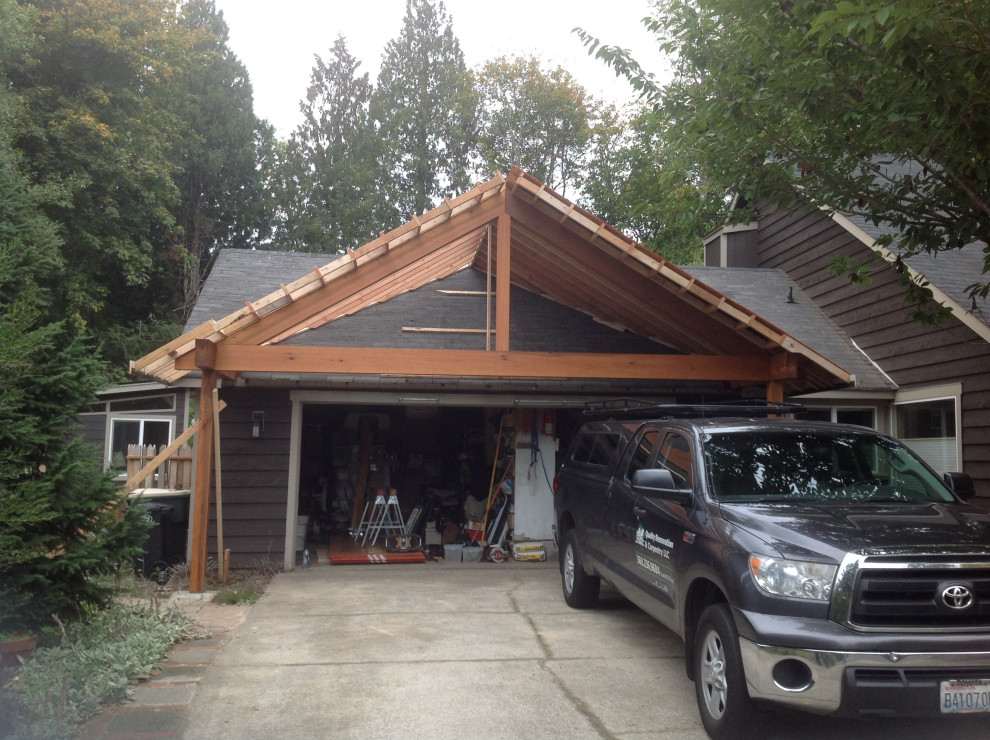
[175,345,786,383]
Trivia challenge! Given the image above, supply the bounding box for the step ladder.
[358,489,405,547]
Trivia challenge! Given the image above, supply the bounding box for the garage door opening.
[295,402,576,565]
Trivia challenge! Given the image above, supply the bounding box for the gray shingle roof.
[188,249,887,389]
[826,159,988,328]
[685,267,895,391]
[187,249,671,355]
[185,249,328,332]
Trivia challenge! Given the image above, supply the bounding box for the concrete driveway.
[181,561,990,739]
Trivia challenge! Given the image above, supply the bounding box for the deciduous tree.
[475,56,593,196]
[583,105,725,264]
[169,0,271,322]
[578,0,990,303]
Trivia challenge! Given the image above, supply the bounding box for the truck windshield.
[703,430,955,503]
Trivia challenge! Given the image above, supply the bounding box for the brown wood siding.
[756,204,990,498]
[79,414,107,453]
[209,387,292,568]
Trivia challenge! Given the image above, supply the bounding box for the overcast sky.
[213,0,667,137]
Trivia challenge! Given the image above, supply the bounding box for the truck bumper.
[739,638,990,716]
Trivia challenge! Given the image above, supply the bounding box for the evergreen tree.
[371,0,477,222]
[276,35,384,253]
[0,0,146,635]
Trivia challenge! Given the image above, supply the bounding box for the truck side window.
[626,430,660,481]
[571,432,622,467]
[588,433,621,466]
[657,433,693,488]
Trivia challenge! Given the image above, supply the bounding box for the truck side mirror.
[632,468,693,506]
[944,472,976,501]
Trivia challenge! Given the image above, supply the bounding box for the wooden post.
[212,388,224,582]
[189,339,217,594]
[495,213,511,352]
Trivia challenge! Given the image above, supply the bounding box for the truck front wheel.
[561,529,600,608]
[694,603,755,738]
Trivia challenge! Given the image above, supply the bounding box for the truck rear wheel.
[561,529,600,608]
[694,603,755,738]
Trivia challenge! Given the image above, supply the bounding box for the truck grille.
[833,552,990,632]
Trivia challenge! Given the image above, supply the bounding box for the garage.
[131,168,853,592]
[294,399,573,564]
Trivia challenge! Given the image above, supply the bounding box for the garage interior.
[297,401,584,564]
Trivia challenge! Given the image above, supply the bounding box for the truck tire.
[694,603,755,738]
[561,529,600,608]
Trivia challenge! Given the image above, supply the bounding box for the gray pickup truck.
[553,406,987,738]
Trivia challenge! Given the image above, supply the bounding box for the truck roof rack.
[581,399,806,420]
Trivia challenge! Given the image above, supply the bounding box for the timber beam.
[176,345,793,383]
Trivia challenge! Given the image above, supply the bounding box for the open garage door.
[289,394,582,567]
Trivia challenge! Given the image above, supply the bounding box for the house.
[704,193,990,499]
[127,168,892,590]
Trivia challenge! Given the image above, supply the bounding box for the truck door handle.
[633,505,646,518]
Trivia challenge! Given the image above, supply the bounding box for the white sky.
[214,0,667,137]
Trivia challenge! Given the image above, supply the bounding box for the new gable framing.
[131,168,855,591]
[134,168,850,394]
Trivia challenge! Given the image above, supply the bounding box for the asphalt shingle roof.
[187,249,888,389]
[685,267,895,391]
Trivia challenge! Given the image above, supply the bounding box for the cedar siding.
[753,204,990,497]
[212,387,292,567]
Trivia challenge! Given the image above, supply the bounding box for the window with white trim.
[895,397,958,475]
[108,418,172,476]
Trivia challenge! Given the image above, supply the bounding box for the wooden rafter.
[131,168,852,392]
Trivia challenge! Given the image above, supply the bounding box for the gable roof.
[685,267,895,392]
[831,211,990,338]
[132,168,852,393]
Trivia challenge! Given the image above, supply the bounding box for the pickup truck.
[553,407,987,738]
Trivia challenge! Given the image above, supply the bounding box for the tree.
[10,0,190,341]
[475,56,593,196]
[276,35,385,254]
[578,0,990,306]
[0,0,146,635]
[168,0,271,323]
[371,0,477,222]
[583,105,725,264]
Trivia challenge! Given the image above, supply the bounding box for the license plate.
[941,679,990,713]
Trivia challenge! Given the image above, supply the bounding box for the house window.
[895,398,958,474]
[109,394,175,412]
[108,418,172,476]
[802,407,877,428]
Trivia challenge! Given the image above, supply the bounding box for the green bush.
[3,601,194,739]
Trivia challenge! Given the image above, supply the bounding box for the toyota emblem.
[942,584,975,610]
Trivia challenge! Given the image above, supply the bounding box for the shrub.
[3,601,194,738]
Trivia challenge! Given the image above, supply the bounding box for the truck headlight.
[749,555,836,601]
